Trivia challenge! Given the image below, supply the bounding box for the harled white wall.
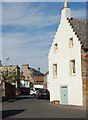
[48,17,83,106]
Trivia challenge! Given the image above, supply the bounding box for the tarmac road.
[2,95,86,119]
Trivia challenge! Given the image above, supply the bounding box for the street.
[2,95,86,118]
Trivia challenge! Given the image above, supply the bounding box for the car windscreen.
[39,89,49,93]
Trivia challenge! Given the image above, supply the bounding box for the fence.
[2,81,16,102]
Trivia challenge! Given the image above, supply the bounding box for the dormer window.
[54,43,58,53]
[70,59,76,75]
[69,37,74,47]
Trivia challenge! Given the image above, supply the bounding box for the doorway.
[61,86,68,104]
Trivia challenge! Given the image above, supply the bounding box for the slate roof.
[28,67,44,82]
[67,18,88,50]
[29,67,44,76]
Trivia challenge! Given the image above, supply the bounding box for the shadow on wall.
[2,109,25,118]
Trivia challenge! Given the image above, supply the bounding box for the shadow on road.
[2,109,25,118]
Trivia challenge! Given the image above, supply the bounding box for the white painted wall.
[34,84,43,89]
[20,80,30,88]
[48,7,83,106]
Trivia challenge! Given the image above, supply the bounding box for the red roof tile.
[32,76,44,82]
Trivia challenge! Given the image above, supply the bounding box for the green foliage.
[29,82,34,89]
[1,68,19,84]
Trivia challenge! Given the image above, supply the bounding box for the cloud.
[2,2,60,72]
[72,8,86,19]
[2,30,55,72]
[0,3,2,25]
[1,0,87,2]
[2,2,60,29]
[2,2,86,27]
[0,33,2,60]
[1,2,87,72]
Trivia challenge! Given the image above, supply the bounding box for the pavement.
[50,103,86,110]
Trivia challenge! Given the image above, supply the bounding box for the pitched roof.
[29,67,44,76]
[67,18,88,50]
[28,67,44,82]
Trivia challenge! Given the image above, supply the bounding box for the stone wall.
[43,73,48,89]
[81,49,88,107]
[2,81,16,101]
[21,64,33,82]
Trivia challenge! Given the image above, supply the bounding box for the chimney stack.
[61,0,71,22]
[64,0,68,8]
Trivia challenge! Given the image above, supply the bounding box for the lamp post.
[6,56,10,66]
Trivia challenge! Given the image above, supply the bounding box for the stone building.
[81,49,88,107]
[21,64,44,89]
[43,72,49,89]
[21,64,33,82]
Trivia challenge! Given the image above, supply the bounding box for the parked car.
[34,88,40,94]
[30,89,37,96]
[36,88,50,99]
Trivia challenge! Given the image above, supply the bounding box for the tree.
[29,82,34,89]
[1,67,19,85]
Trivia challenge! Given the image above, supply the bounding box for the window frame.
[53,63,57,78]
[54,43,58,53]
[69,37,74,48]
[70,59,76,76]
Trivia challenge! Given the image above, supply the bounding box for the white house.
[48,1,88,106]
[20,79,30,88]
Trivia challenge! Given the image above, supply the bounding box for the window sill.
[69,46,73,48]
[70,74,76,76]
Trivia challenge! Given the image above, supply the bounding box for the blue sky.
[1,2,86,73]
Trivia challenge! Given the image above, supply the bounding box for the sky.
[0,2,87,73]
[1,0,87,2]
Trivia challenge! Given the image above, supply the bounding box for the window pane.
[54,43,58,53]
[70,37,73,47]
[53,64,57,77]
[70,60,76,75]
